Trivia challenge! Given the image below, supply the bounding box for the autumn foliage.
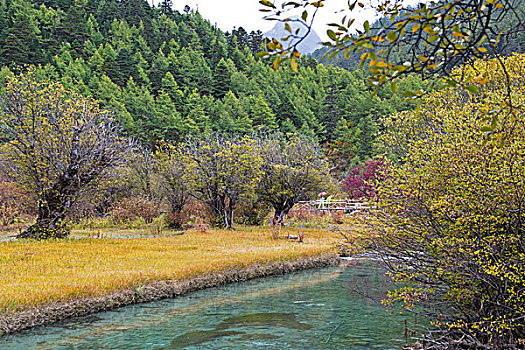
[372,54,525,348]
[0,71,331,235]
[342,158,386,199]
[0,70,132,239]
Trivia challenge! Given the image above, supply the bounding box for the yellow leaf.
[273,56,280,71]
[291,58,298,72]
[360,52,370,61]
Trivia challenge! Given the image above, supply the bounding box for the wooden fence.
[297,198,374,212]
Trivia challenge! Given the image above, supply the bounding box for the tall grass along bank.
[0,228,338,334]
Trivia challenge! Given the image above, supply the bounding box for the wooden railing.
[297,198,374,212]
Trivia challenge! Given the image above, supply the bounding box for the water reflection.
[2,260,417,349]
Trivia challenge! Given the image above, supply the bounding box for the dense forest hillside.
[0,0,424,174]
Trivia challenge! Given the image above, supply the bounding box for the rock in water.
[169,329,243,349]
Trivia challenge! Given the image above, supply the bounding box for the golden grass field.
[0,226,338,313]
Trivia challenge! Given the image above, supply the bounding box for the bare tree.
[154,144,190,228]
[0,71,133,239]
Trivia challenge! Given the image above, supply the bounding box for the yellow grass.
[0,226,338,312]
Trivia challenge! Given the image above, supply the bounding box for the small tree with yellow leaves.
[257,134,331,220]
[154,144,190,229]
[182,134,263,229]
[0,71,132,239]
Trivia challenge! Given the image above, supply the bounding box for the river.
[2,260,418,349]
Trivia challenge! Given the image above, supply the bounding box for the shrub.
[286,205,327,226]
[330,210,345,225]
[234,201,271,226]
[371,54,525,348]
[109,196,163,225]
[164,200,210,229]
[343,158,387,199]
[0,180,32,227]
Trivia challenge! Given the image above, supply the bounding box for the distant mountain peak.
[263,20,322,54]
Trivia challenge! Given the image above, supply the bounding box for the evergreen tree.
[183,91,210,134]
[328,117,356,176]
[159,0,173,15]
[211,58,231,99]
[251,95,277,131]
[161,71,183,108]
[0,0,433,156]
[248,30,264,55]
[321,82,341,142]
[61,2,88,54]
[149,48,168,91]
[353,114,378,164]
[0,3,42,66]
[155,91,183,141]
[114,47,136,86]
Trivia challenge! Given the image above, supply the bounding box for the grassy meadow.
[0,225,338,313]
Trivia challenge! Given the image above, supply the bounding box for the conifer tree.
[353,114,378,163]
[251,95,277,131]
[211,58,231,99]
[114,47,136,86]
[159,0,173,15]
[0,6,42,66]
[61,2,88,54]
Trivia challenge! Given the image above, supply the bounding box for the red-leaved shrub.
[343,159,388,199]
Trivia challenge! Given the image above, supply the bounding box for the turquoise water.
[1,260,417,349]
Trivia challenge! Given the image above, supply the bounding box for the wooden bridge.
[297,197,374,212]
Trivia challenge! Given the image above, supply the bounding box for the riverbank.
[0,227,339,335]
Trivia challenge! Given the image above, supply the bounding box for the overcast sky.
[149,1,378,41]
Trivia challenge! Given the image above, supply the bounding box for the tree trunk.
[17,199,70,239]
[273,199,295,221]
[167,201,185,229]
[18,218,70,240]
[210,197,228,229]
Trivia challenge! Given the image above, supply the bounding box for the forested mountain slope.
[0,0,424,173]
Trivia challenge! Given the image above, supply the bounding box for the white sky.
[149,1,378,41]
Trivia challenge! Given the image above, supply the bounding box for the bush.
[109,196,163,225]
[0,180,32,227]
[286,205,327,227]
[164,201,210,229]
[330,210,345,225]
[342,158,386,199]
[234,201,271,226]
[372,54,525,348]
